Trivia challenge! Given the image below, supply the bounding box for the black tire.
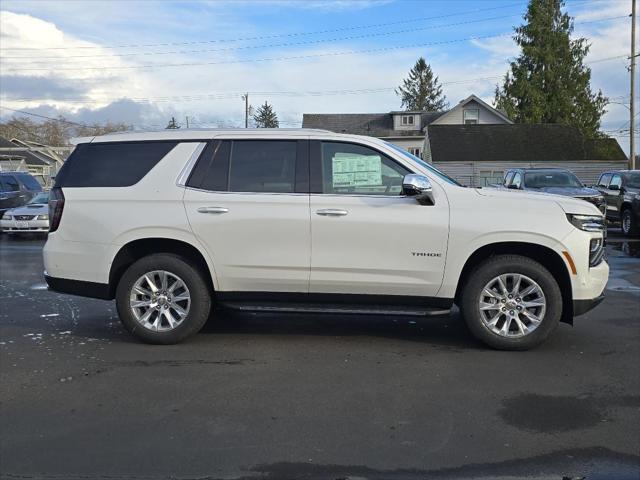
[459,255,562,351]
[621,208,638,237]
[116,253,211,344]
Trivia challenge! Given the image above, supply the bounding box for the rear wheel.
[460,255,562,350]
[621,208,638,236]
[116,253,211,344]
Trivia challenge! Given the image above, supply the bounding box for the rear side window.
[504,171,515,186]
[229,141,297,193]
[55,141,179,187]
[1,176,20,192]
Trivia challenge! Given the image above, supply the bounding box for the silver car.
[1,191,49,235]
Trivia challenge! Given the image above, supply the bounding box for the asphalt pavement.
[0,231,639,480]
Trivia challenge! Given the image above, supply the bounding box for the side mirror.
[609,184,620,191]
[402,174,434,205]
[507,183,520,190]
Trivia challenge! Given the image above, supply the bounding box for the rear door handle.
[197,206,229,214]
[316,209,348,217]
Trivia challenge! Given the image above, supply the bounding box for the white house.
[302,94,512,158]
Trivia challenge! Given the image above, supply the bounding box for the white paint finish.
[45,128,608,310]
[309,192,449,296]
[183,190,311,292]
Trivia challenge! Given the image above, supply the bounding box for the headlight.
[589,237,605,267]
[37,214,49,220]
[566,214,605,232]
[3,215,12,220]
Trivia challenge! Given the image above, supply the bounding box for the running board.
[219,302,451,317]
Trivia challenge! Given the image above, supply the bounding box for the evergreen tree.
[494,0,607,136]
[395,57,448,111]
[253,102,279,128]
[165,117,180,129]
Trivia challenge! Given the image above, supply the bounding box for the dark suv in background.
[594,170,640,236]
[0,172,43,218]
[501,168,606,214]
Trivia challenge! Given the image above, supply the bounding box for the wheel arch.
[454,242,574,324]
[109,237,216,299]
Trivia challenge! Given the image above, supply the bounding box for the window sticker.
[332,153,382,187]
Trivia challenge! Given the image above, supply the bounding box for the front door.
[184,139,310,293]
[309,141,449,298]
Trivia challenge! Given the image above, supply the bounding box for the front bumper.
[1,218,49,233]
[573,294,605,316]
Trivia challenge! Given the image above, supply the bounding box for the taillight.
[48,187,65,232]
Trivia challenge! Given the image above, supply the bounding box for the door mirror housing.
[402,174,434,205]
[608,184,620,191]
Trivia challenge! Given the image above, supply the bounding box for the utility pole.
[241,93,249,128]
[630,0,637,169]
[185,116,189,129]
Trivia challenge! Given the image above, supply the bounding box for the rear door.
[308,140,449,298]
[183,139,311,293]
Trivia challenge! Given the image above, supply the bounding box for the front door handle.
[197,206,229,214]
[316,209,348,217]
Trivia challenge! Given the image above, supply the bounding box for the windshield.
[524,171,583,189]
[626,172,640,188]
[28,192,49,204]
[385,142,463,186]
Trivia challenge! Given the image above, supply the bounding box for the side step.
[219,302,451,317]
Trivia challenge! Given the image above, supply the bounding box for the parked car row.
[495,167,639,237]
[1,172,48,235]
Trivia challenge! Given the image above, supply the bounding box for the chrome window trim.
[184,186,308,197]
[176,142,207,187]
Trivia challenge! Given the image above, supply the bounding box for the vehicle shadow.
[199,307,485,351]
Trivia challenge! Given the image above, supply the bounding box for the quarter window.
[320,142,410,196]
[228,140,297,193]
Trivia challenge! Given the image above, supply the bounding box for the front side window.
[321,142,409,196]
[512,172,522,188]
[504,171,515,186]
[463,109,479,125]
[229,140,297,193]
[609,174,622,189]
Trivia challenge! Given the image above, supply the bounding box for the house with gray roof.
[302,94,512,159]
[425,124,628,187]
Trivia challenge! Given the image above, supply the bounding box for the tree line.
[0,116,132,146]
[396,0,608,138]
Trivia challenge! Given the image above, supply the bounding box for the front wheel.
[116,253,211,344]
[621,208,638,236]
[459,255,562,350]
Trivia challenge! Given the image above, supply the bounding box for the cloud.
[0,75,91,100]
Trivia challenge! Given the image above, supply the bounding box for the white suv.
[43,129,608,350]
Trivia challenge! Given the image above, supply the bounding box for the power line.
[2,13,526,62]
[0,2,528,52]
[1,14,627,65]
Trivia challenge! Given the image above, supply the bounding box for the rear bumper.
[573,294,605,316]
[44,273,112,300]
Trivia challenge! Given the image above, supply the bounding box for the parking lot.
[0,231,639,480]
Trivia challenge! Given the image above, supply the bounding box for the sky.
[0,0,636,153]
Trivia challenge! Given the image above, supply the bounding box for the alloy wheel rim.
[129,270,191,332]
[478,273,546,338]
